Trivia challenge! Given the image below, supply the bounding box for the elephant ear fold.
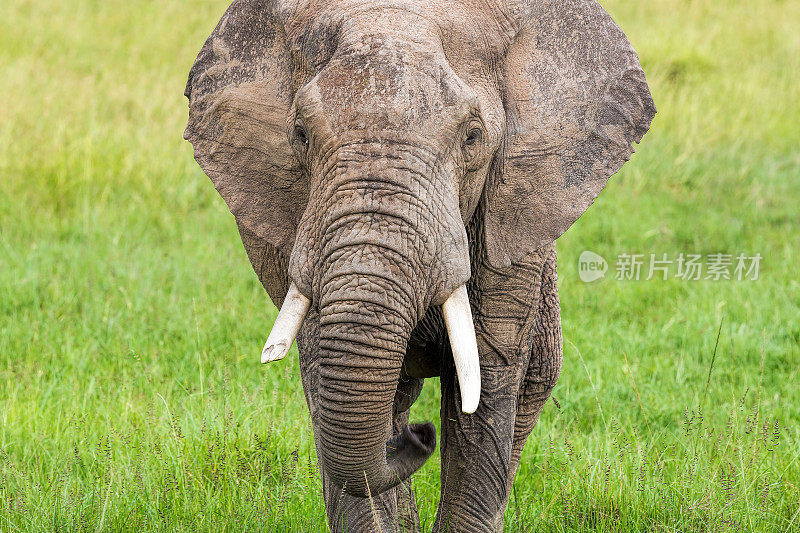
[485,0,656,268]
[184,0,306,254]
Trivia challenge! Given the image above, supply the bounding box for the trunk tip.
[403,423,436,455]
[386,422,436,464]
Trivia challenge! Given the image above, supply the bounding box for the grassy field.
[1,0,799,530]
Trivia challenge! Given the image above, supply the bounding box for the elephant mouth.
[261,282,482,414]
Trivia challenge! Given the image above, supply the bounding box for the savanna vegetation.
[1,0,798,530]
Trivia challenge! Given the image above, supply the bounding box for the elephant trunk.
[291,147,473,497]
[315,253,435,497]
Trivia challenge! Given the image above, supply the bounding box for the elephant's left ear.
[485,0,656,268]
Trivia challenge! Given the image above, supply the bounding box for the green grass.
[1,0,798,530]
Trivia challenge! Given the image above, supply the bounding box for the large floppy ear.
[485,0,656,268]
[184,0,306,256]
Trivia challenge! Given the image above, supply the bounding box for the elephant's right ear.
[184,0,306,254]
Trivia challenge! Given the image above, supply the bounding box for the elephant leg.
[494,252,562,530]
[299,315,423,533]
[434,243,557,532]
[435,362,520,532]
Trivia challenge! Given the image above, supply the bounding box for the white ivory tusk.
[261,283,311,363]
[442,285,481,414]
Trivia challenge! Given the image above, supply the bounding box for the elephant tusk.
[261,283,311,363]
[442,285,481,414]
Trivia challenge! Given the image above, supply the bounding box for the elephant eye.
[464,128,483,146]
[292,122,309,151]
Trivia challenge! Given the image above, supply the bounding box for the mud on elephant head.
[185,0,654,499]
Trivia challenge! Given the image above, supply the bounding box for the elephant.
[184,0,655,530]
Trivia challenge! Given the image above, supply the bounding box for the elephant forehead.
[309,40,470,136]
[281,0,515,63]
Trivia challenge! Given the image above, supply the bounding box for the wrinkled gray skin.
[185,0,655,530]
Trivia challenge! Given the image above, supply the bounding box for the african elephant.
[184,0,654,530]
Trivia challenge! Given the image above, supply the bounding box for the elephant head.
[184,0,654,498]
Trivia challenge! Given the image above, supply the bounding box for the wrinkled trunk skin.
[298,147,467,500]
[316,266,435,498]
